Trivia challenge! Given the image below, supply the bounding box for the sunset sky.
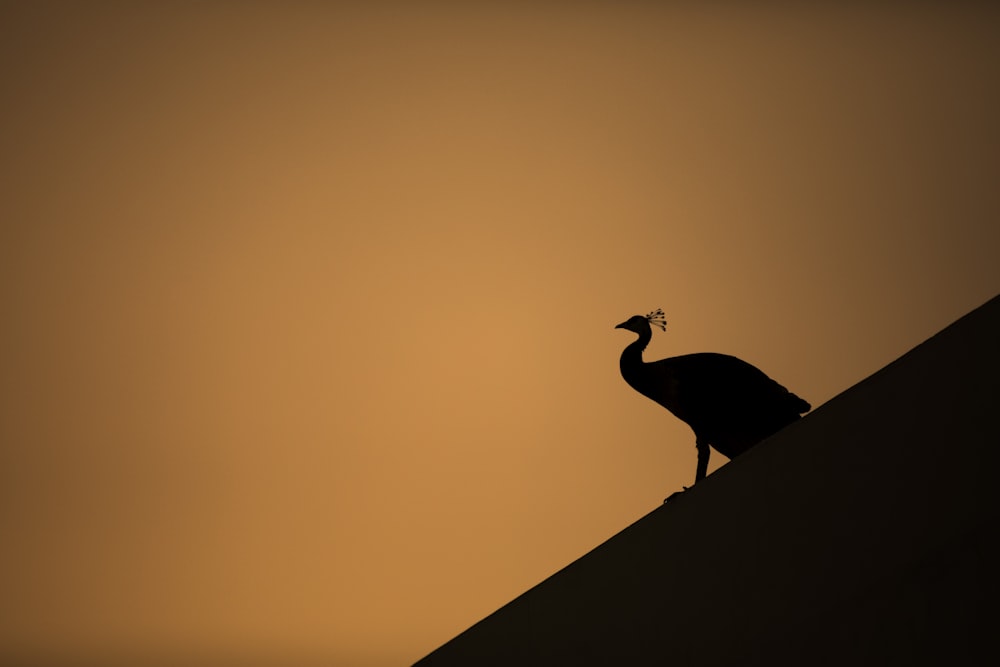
[2,3,998,665]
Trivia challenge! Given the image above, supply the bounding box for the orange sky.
[1,3,998,665]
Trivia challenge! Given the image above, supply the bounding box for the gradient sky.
[2,3,998,665]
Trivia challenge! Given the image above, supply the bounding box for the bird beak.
[614,321,627,329]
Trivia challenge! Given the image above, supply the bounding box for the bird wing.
[645,352,808,426]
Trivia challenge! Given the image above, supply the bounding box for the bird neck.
[620,328,652,370]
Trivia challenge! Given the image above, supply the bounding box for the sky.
[1,3,998,665]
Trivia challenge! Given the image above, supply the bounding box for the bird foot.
[663,486,691,503]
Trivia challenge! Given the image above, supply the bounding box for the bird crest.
[645,308,667,331]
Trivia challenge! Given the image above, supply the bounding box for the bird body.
[616,310,810,486]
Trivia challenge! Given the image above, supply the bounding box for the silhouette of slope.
[414,294,1000,666]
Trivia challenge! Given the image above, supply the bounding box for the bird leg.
[664,441,712,503]
[695,440,710,483]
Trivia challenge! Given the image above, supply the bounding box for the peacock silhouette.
[616,309,810,497]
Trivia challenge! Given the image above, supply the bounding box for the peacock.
[616,309,810,496]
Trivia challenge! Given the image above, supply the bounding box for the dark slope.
[415,295,1000,666]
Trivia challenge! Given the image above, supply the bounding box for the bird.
[616,309,810,496]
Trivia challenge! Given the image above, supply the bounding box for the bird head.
[615,309,667,333]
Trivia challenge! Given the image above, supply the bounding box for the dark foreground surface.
[416,295,1000,666]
